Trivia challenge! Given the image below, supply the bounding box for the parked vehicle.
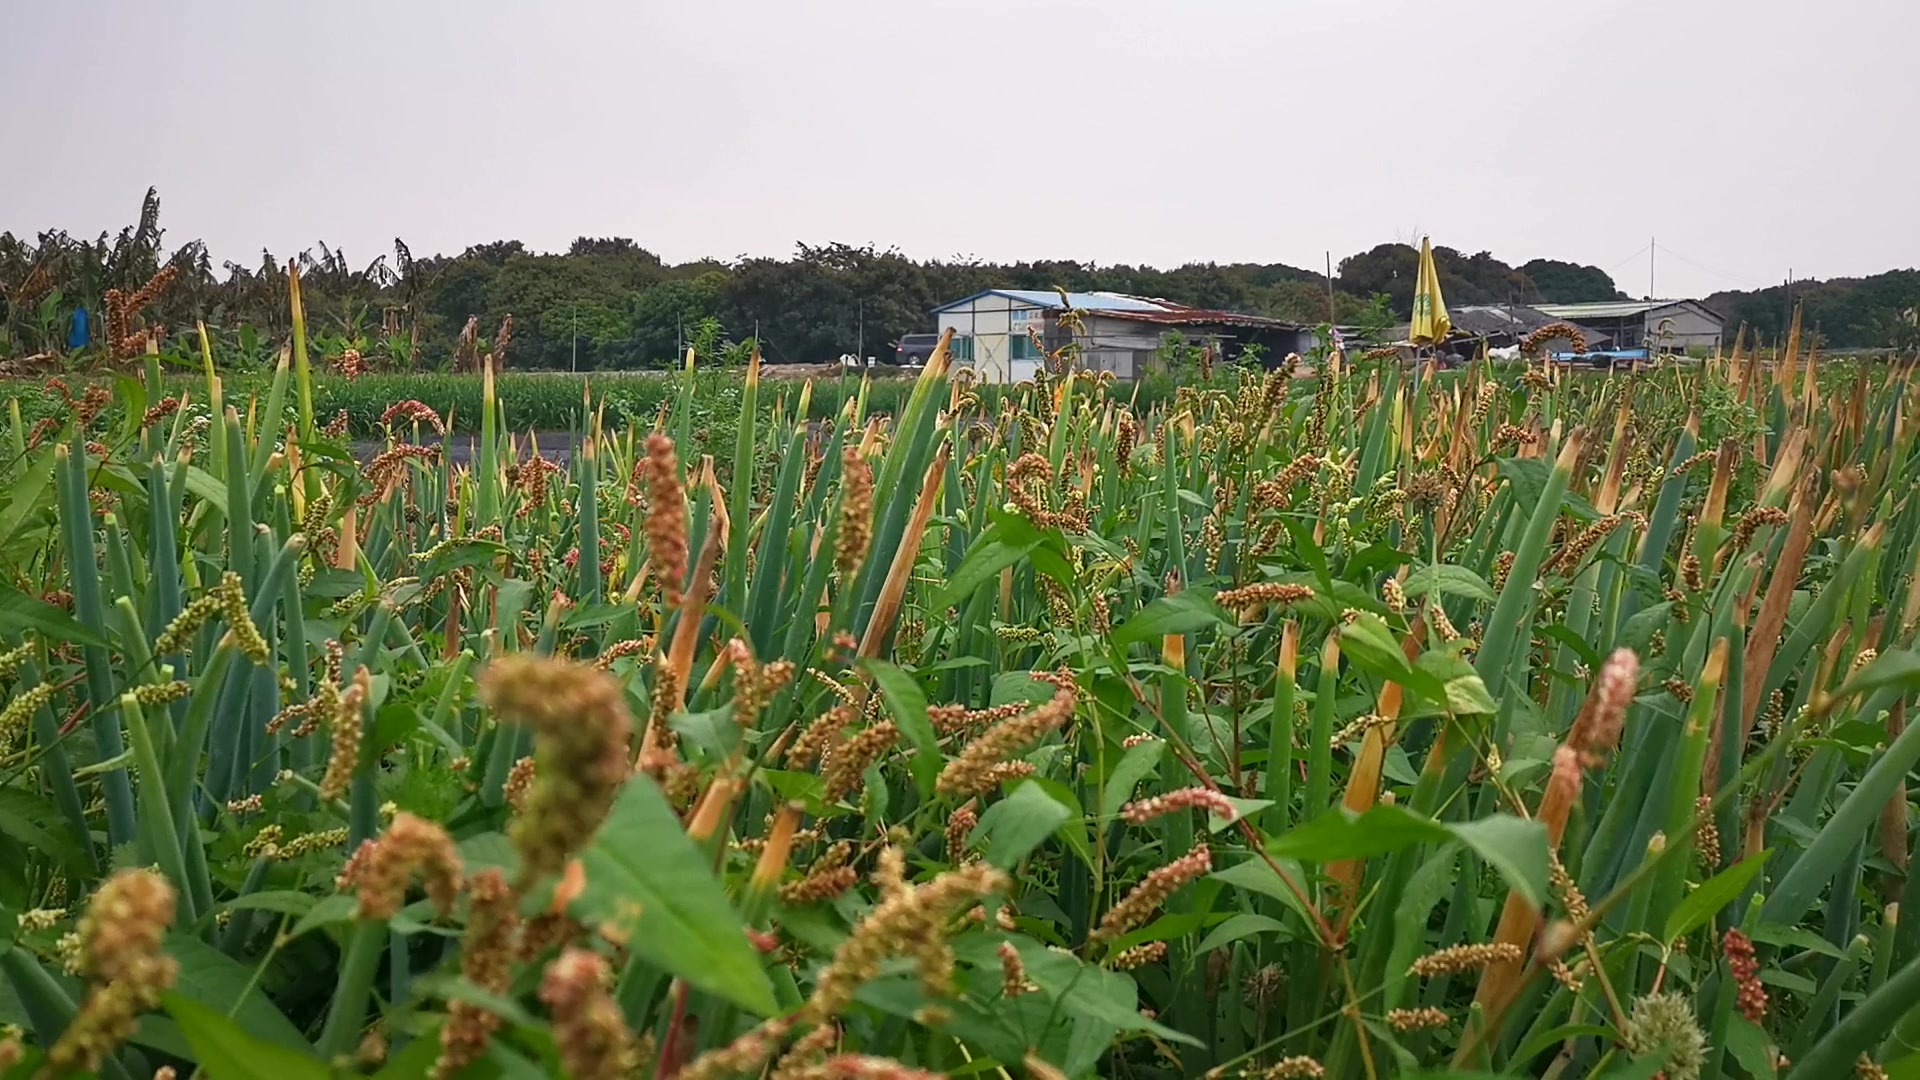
[894,333,941,366]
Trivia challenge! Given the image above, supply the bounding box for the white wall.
[1648,304,1724,350]
[935,294,1045,383]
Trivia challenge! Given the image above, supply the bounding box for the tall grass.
[0,289,1918,1080]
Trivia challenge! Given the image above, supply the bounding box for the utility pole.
[1325,251,1336,324]
[1649,236,1656,299]
[857,298,864,362]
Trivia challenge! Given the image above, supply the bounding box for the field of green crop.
[2,279,1919,1079]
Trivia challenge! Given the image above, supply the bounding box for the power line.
[1650,242,1767,288]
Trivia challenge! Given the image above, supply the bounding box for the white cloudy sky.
[7,0,1916,299]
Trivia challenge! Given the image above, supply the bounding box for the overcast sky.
[8,0,1915,300]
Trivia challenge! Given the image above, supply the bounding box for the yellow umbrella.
[1410,237,1452,346]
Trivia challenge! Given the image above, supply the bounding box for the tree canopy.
[4,189,1916,367]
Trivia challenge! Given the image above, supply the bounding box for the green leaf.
[1195,913,1290,952]
[864,658,940,798]
[0,790,91,875]
[0,584,106,648]
[1268,806,1549,908]
[973,781,1073,869]
[219,891,317,918]
[164,993,331,1080]
[1725,1015,1779,1079]
[1098,739,1164,821]
[933,534,1037,612]
[1404,564,1496,603]
[165,933,311,1052]
[1663,850,1771,943]
[1210,855,1316,924]
[1448,816,1551,910]
[288,894,357,940]
[576,779,778,1016]
[0,442,57,549]
[1111,589,1230,648]
[1837,649,1920,699]
[1210,796,1273,832]
[1401,650,1498,717]
[990,671,1058,709]
[669,704,742,761]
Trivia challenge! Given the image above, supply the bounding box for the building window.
[950,335,975,362]
[1010,334,1039,360]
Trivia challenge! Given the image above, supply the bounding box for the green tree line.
[3,188,1915,369]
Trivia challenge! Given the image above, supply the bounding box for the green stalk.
[56,439,137,848]
[318,920,387,1063]
[1786,933,1871,1064]
[1791,952,1920,1079]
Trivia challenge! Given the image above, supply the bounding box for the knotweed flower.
[998,941,1037,996]
[1092,843,1211,944]
[1387,1007,1448,1031]
[804,849,1007,1022]
[1122,787,1236,824]
[1108,941,1166,970]
[1724,928,1767,1023]
[937,674,1076,798]
[1408,942,1523,977]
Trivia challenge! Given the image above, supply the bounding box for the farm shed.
[930,289,1312,384]
[1534,299,1725,352]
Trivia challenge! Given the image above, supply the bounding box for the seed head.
[834,447,875,581]
[1109,941,1167,970]
[937,674,1076,798]
[539,948,640,1080]
[1408,942,1523,977]
[998,941,1037,997]
[1093,843,1211,944]
[1621,992,1708,1080]
[1724,928,1767,1023]
[45,870,179,1078]
[823,720,898,803]
[1567,648,1637,766]
[74,870,175,983]
[643,435,689,607]
[503,755,537,812]
[1214,582,1316,613]
[318,665,370,801]
[341,812,464,920]
[804,851,1007,1022]
[1122,786,1237,824]
[481,655,634,888]
[433,869,524,1080]
[1387,1007,1449,1031]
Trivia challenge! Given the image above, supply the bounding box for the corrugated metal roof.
[931,289,1303,329]
[931,289,1169,314]
[1535,300,1698,319]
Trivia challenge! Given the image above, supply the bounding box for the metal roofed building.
[1533,299,1725,352]
[929,289,1312,383]
[1392,304,1613,351]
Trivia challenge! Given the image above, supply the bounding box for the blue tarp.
[68,307,90,350]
